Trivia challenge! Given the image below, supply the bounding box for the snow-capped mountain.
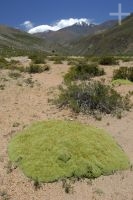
[33,20,117,45]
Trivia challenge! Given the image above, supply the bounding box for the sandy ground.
[0,58,133,200]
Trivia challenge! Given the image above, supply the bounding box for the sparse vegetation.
[94,188,104,196]
[6,161,13,174]
[0,84,5,90]
[12,122,20,127]
[117,56,133,62]
[0,11,133,199]
[33,179,42,190]
[29,54,46,64]
[99,56,118,65]
[26,64,50,74]
[48,56,66,63]
[0,190,10,200]
[62,179,73,194]
[64,62,105,83]
[54,60,63,64]
[0,55,50,74]
[8,71,22,79]
[24,77,34,87]
[56,81,131,115]
[8,120,129,183]
[67,60,78,66]
[0,57,24,71]
[113,67,133,82]
[0,57,9,69]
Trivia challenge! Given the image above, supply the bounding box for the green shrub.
[113,67,133,82]
[64,63,105,83]
[8,120,129,183]
[26,64,50,74]
[121,57,132,62]
[99,56,118,65]
[56,81,131,115]
[112,79,133,86]
[0,57,9,69]
[29,54,46,64]
[88,56,100,63]
[116,57,133,62]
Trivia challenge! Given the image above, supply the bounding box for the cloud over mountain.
[22,21,34,30]
[27,18,91,34]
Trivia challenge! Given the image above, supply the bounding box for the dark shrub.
[26,64,50,74]
[0,57,9,69]
[99,56,118,65]
[64,62,105,83]
[56,81,131,115]
[29,54,46,64]
[113,67,133,82]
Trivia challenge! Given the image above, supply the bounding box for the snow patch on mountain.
[27,18,92,34]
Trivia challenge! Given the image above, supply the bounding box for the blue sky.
[0,0,132,31]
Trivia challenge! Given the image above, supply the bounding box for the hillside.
[0,25,51,55]
[0,15,133,56]
[69,14,133,56]
[34,20,117,48]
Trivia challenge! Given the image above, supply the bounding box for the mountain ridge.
[0,15,133,56]
[33,20,117,47]
[68,14,133,56]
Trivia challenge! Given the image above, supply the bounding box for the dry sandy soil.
[0,57,133,200]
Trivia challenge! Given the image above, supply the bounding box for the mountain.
[34,20,117,47]
[68,14,133,56]
[0,15,132,57]
[0,25,50,55]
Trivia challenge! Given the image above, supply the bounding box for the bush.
[26,64,50,74]
[113,67,133,82]
[64,62,105,83]
[0,57,9,69]
[87,56,100,63]
[99,56,118,65]
[116,57,133,62]
[56,81,131,115]
[29,54,46,64]
[9,120,129,182]
[48,56,65,64]
[112,79,133,86]
[0,57,24,71]
[67,57,87,66]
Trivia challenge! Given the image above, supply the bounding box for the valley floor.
[0,58,133,200]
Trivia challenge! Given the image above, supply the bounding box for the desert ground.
[0,57,133,200]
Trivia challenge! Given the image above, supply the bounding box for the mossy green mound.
[8,120,129,182]
[112,79,133,85]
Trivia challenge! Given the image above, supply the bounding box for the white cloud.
[28,18,91,34]
[21,21,34,30]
